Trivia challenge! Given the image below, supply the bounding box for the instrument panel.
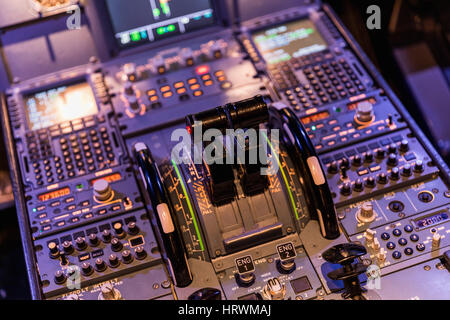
[1,0,449,301]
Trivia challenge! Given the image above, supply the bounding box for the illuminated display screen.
[24,81,98,131]
[347,97,376,111]
[38,187,71,202]
[300,111,330,125]
[90,173,122,186]
[252,19,328,65]
[412,211,448,230]
[106,0,215,48]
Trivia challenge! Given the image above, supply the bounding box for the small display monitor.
[24,81,98,131]
[105,0,215,48]
[252,18,328,65]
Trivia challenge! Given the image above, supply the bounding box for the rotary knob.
[102,229,112,243]
[340,182,352,196]
[399,139,409,152]
[355,101,374,123]
[328,161,338,174]
[48,242,60,259]
[108,254,120,268]
[365,176,376,188]
[113,222,126,239]
[81,262,94,276]
[363,151,373,163]
[354,179,364,192]
[127,222,139,235]
[387,143,397,154]
[262,278,286,300]
[75,237,87,250]
[414,160,424,173]
[98,283,122,300]
[402,164,412,177]
[121,250,133,264]
[387,153,398,166]
[62,241,74,254]
[88,233,99,247]
[54,270,66,284]
[351,155,362,166]
[377,172,388,184]
[95,258,107,272]
[357,201,376,223]
[135,246,147,260]
[390,167,400,180]
[111,238,123,252]
[375,148,386,159]
[93,179,113,202]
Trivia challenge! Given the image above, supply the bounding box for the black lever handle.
[134,142,193,288]
[269,104,340,239]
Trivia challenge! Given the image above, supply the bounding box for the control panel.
[1,1,449,301]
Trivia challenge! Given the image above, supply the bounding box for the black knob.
[127,222,139,235]
[54,270,66,284]
[75,237,87,250]
[108,254,120,268]
[188,288,222,300]
[387,153,398,166]
[48,242,60,258]
[95,258,107,272]
[363,151,373,163]
[399,139,409,152]
[121,250,133,264]
[388,143,397,154]
[390,167,400,180]
[111,238,123,252]
[59,253,69,266]
[135,246,147,260]
[414,160,424,173]
[340,182,352,196]
[113,222,126,239]
[365,176,376,188]
[102,229,112,243]
[353,179,364,192]
[375,148,386,159]
[62,241,74,254]
[235,273,256,287]
[88,233,99,247]
[328,161,338,174]
[377,172,387,184]
[402,164,412,177]
[351,155,362,167]
[81,262,94,276]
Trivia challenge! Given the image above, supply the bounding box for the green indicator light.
[336,107,342,112]
[171,159,205,251]
[33,208,37,213]
[130,32,141,42]
[263,133,299,220]
[153,8,160,17]
[76,184,83,191]
[311,125,317,131]
[167,24,175,32]
[157,27,165,35]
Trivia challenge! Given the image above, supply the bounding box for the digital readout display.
[90,173,122,186]
[300,111,330,125]
[412,211,449,230]
[38,187,71,202]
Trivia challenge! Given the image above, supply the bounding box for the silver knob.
[262,278,286,300]
[93,179,113,202]
[99,283,122,300]
[357,201,376,223]
[355,101,374,123]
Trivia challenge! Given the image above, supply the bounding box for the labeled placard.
[276,242,297,261]
[235,255,255,274]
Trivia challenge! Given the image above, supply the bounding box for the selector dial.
[357,201,376,223]
[355,101,374,124]
[93,179,113,202]
[262,278,286,300]
[98,283,122,300]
